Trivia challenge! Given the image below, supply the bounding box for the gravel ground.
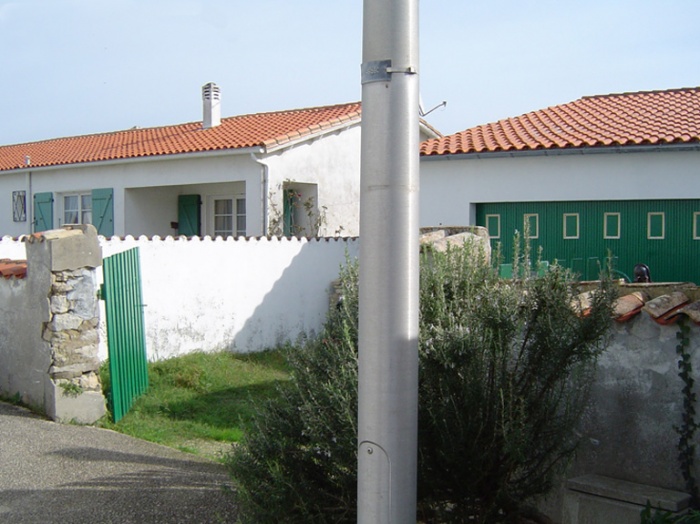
[0,401,237,524]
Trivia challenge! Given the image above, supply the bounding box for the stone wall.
[547,296,700,522]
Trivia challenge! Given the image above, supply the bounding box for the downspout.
[25,155,32,234]
[250,152,269,235]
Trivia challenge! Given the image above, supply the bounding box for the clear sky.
[1,0,699,146]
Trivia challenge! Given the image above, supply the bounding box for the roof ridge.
[581,87,700,101]
[422,86,700,157]
[2,101,362,150]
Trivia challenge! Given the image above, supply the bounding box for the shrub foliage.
[227,241,615,523]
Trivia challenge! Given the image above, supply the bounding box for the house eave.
[263,117,361,154]
[1,145,267,175]
[420,142,700,162]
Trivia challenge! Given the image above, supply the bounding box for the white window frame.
[563,213,579,240]
[647,212,665,240]
[604,212,621,239]
[693,212,700,240]
[58,192,92,227]
[523,213,539,239]
[205,194,246,238]
[485,214,500,239]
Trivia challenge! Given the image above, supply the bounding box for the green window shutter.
[33,192,53,232]
[178,194,201,236]
[283,189,295,236]
[92,188,114,237]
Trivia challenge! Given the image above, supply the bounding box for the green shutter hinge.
[98,284,106,301]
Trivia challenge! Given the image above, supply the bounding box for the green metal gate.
[101,247,148,422]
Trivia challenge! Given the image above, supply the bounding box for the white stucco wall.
[264,125,362,236]
[0,246,51,409]
[0,171,32,237]
[420,149,700,227]
[0,152,263,237]
[98,235,359,361]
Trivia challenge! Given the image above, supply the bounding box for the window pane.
[82,210,92,224]
[64,210,79,224]
[563,214,579,239]
[236,198,246,214]
[215,199,233,214]
[81,194,92,211]
[648,212,664,239]
[524,214,539,239]
[215,215,233,235]
[486,214,500,239]
[604,213,620,239]
[64,195,78,212]
[236,215,246,235]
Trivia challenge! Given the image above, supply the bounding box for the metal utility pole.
[357,0,420,522]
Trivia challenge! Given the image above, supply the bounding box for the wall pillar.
[26,225,106,423]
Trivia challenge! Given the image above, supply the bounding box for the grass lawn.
[98,349,290,461]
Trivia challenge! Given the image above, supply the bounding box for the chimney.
[202,82,221,129]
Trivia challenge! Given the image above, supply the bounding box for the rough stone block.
[27,224,102,272]
[45,381,106,424]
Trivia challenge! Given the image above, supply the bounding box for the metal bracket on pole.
[361,60,417,84]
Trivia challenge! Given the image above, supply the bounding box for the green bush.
[227,241,615,523]
[641,502,700,523]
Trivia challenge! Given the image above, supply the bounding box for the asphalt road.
[0,401,237,523]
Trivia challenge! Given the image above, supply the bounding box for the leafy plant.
[59,380,83,398]
[675,319,700,508]
[417,241,615,522]
[267,181,328,237]
[641,501,700,523]
[228,239,615,523]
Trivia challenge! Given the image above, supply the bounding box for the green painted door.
[178,194,201,236]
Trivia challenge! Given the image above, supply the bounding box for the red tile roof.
[0,259,27,279]
[0,102,362,172]
[421,87,700,156]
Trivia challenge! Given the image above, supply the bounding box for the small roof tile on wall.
[421,87,700,156]
[0,259,27,279]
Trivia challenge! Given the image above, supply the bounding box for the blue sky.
[1,0,699,146]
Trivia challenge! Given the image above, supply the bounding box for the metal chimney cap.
[202,82,220,101]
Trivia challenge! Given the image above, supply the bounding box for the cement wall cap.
[567,474,691,512]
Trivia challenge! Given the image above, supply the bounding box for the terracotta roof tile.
[0,102,362,172]
[421,87,700,156]
[0,259,27,279]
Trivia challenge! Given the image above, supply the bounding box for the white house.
[419,87,700,282]
[0,83,439,239]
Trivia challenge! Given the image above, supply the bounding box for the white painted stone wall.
[98,235,360,361]
[0,255,50,408]
[420,149,700,226]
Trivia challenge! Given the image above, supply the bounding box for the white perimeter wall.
[98,235,359,361]
[420,149,700,226]
[0,235,359,361]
